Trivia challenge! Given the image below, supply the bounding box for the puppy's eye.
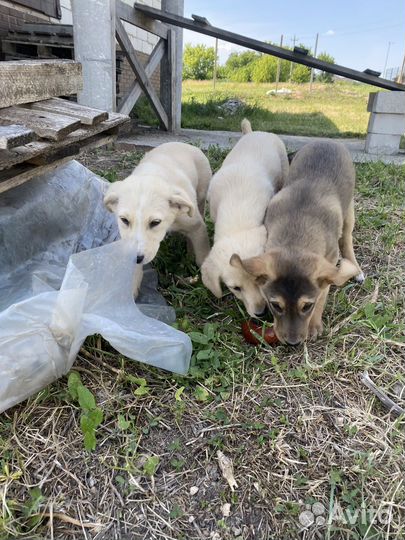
[120,217,130,226]
[149,219,161,228]
[302,302,314,313]
[233,286,242,292]
[270,301,283,314]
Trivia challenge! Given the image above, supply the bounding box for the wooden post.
[213,37,218,89]
[309,33,319,92]
[275,35,283,92]
[289,34,296,82]
[160,0,184,132]
[72,0,116,112]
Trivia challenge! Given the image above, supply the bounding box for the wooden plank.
[135,3,405,92]
[0,107,81,142]
[27,128,119,165]
[118,39,165,115]
[0,125,35,150]
[0,112,128,171]
[0,132,118,194]
[0,60,83,109]
[115,18,168,130]
[30,98,108,126]
[117,0,168,39]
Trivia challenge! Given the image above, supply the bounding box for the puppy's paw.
[355,271,365,284]
[308,320,323,341]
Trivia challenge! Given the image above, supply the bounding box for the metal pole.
[383,41,393,78]
[289,34,296,82]
[275,34,283,92]
[213,37,218,88]
[309,33,319,91]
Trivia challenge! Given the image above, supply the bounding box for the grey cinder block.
[368,91,405,114]
[365,133,401,155]
[367,113,405,135]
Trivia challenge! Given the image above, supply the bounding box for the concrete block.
[368,91,405,114]
[365,133,401,155]
[367,112,405,135]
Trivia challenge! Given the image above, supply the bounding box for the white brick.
[368,92,405,114]
[365,133,401,155]
[367,113,405,135]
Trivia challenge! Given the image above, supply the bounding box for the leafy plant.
[67,372,103,451]
[143,455,160,477]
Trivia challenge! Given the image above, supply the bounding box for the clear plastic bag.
[0,162,191,413]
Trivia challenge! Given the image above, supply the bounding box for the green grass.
[0,150,404,540]
[133,80,373,138]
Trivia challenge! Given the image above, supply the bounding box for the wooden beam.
[0,60,83,108]
[0,107,81,141]
[118,39,165,116]
[117,0,168,39]
[135,3,405,92]
[30,98,108,126]
[160,29,176,131]
[115,17,168,130]
[0,125,35,150]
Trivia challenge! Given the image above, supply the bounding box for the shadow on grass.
[130,95,355,138]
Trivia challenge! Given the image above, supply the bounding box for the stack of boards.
[0,59,128,194]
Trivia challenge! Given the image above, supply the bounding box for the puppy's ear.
[104,185,119,213]
[169,190,195,217]
[231,254,269,286]
[317,258,359,288]
[201,256,222,298]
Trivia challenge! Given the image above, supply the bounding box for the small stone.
[312,502,325,516]
[188,515,195,523]
[336,417,345,427]
[190,486,199,496]
[221,503,231,517]
[232,527,242,536]
[299,510,315,528]
[316,516,326,526]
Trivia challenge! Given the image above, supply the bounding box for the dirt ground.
[0,148,404,540]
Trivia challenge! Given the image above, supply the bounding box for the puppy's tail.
[241,118,252,135]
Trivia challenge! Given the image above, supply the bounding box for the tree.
[251,54,278,83]
[182,43,216,80]
[317,52,336,83]
[224,51,258,82]
[291,63,311,83]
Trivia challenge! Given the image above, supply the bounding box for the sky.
[182,0,404,77]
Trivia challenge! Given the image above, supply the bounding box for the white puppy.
[104,142,212,296]
[201,119,289,317]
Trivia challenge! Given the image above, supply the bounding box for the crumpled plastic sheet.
[0,161,192,413]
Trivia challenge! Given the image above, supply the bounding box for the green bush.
[291,63,311,83]
[228,65,253,82]
[317,52,335,83]
[251,55,278,83]
[183,43,216,80]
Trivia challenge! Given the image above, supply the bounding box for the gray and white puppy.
[233,141,364,344]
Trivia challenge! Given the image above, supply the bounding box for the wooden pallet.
[0,99,128,194]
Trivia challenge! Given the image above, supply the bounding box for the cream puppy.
[104,142,212,296]
[201,119,289,317]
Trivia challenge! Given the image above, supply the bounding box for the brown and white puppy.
[104,142,211,296]
[234,141,363,344]
[201,119,289,317]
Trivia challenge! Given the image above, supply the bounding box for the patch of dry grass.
[0,151,404,540]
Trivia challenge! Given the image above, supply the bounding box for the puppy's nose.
[136,254,145,264]
[285,338,302,347]
[254,309,266,318]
